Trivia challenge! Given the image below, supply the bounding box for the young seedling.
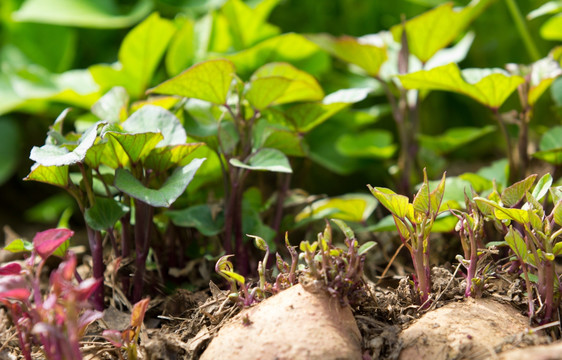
[451,193,487,298]
[0,228,103,360]
[475,173,561,322]
[369,170,446,305]
[102,297,150,360]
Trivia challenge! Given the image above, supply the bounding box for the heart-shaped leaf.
[308,34,387,76]
[166,204,225,236]
[122,105,187,147]
[105,132,163,164]
[229,148,292,173]
[24,164,69,188]
[397,63,525,109]
[114,158,205,207]
[148,59,236,105]
[30,122,105,167]
[246,62,324,109]
[85,197,129,231]
[91,86,129,123]
[390,2,478,63]
[501,174,537,207]
[144,144,202,173]
[33,228,74,259]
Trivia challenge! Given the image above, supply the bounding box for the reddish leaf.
[0,275,30,301]
[78,310,103,336]
[74,278,103,302]
[0,288,31,301]
[102,329,124,347]
[0,262,22,275]
[60,253,77,281]
[130,298,150,328]
[33,228,74,260]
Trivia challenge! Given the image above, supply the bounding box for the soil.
[0,228,561,360]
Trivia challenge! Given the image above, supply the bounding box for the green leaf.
[222,0,280,50]
[501,174,537,208]
[246,62,324,110]
[397,63,525,109]
[30,122,104,167]
[368,186,411,220]
[24,164,69,188]
[295,193,378,223]
[166,204,224,236]
[418,126,495,155]
[247,234,268,251]
[307,34,387,76]
[358,241,376,255]
[221,270,245,285]
[458,173,493,194]
[474,197,529,224]
[528,1,562,20]
[165,18,196,77]
[148,59,235,105]
[114,158,205,207]
[532,173,553,201]
[505,226,528,261]
[84,197,129,231]
[550,186,562,204]
[144,144,202,173]
[541,13,562,41]
[105,132,163,164]
[226,33,330,78]
[336,130,397,159]
[122,105,187,147]
[553,241,562,256]
[3,239,33,253]
[12,0,152,28]
[390,2,477,63]
[553,201,562,227]
[533,126,562,165]
[229,148,292,173]
[331,219,355,239]
[91,86,129,123]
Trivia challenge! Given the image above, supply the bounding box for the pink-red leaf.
[102,329,124,348]
[0,275,30,301]
[33,228,74,260]
[0,263,22,275]
[74,278,103,303]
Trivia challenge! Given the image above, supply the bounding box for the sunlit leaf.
[221,270,245,285]
[532,173,553,201]
[553,201,562,227]
[148,59,235,105]
[397,63,525,109]
[358,241,376,255]
[505,226,528,261]
[368,185,411,220]
[307,34,387,76]
[144,144,202,173]
[229,148,292,173]
[474,197,529,224]
[30,122,104,166]
[165,18,196,77]
[331,219,355,239]
[105,132,163,164]
[246,62,324,109]
[528,1,562,20]
[12,0,152,28]
[130,298,150,328]
[122,105,187,147]
[222,0,280,50]
[24,164,69,188]
[390,2,479,63]
[3,239,33,253]
[226,33,330,78]
[295,193,378,223]
[84,197,129,231]
[114,158,205,207]
[501,174,537,208]
[540,13,562,41]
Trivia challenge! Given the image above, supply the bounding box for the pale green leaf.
[541,13,562,41]
[397,63,525,109]
[91,86,129,123]
[165,18,196,77]
[122,105,187,147]
[166,204,224,236]
[368,185,411,219]
[528,1,562,20]
[105,132,163,164]
[331,219,355,239]
[533,126,562,165]
[295,193,378,223]
[148,59,235,105]
[307,34,387,76]
[505,226,528,260]
[229,148,292,173]
[24,164,69,188]
[222,0,280,50]
[553,201,562,227]
[532,173,553,201]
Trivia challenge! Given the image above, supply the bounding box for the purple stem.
[86,226,105,311]
[132,199,153,303]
